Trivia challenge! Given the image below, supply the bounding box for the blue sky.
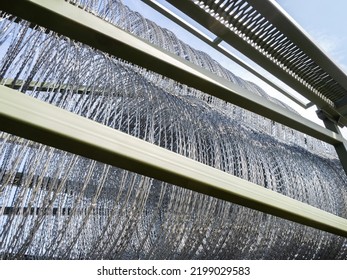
[123,0,347,137]
[276,0,347,73]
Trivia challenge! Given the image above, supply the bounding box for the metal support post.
[319,111,347,175]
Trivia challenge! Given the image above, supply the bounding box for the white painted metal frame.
[0,0,347,236]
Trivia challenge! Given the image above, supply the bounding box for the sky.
[276,0,347,73]
[122,0,347,138]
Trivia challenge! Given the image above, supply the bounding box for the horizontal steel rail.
[0,0,344,147]
[1,85,347,237]
[166,0,347,127]
[141,0,311,109]
[0,79,106,95]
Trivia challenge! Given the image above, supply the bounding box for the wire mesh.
[0,0,346,259]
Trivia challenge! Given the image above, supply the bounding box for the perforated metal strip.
[192,0,347,109]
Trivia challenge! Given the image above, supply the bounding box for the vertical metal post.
[319,111,347,175]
